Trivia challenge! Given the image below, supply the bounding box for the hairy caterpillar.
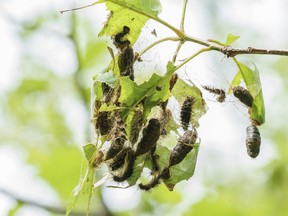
[113,26,131,50]
[180,96,194,131]
[232,86,253,108]
[112,148,136,182]
[96,111,112,136]
[105,111,127,160]
[139,175,162,191]
[135,118,161,157]
[246,125,261,158]
[202,85,226,103]
[169,129,198,167]
[129,107,144,145]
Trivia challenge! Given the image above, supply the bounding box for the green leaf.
[83,143,96,161]
[66,166,95,216]
[234,60,265,125]
[172,78,207,128]
[225,33,240,46]
[228,70,243,94]
[119,62,175,119]
[127,154,147,186]
[98,0,162,45]
[155,143,200,191]
[94,71,117,88]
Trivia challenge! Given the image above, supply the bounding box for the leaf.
[225,33,240,46]
[228,70,243,94]
[98,0,162,45]
[234,60,265,125]
[93,71,117,88]
[119,62,175,119]
[172,78,207,128]
[155,143,200,191]
[66,166,95,216]
[83,143,96,161]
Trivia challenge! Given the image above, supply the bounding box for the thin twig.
[180,0,189,31]
[172,0,189,64]
[220,46,288,57]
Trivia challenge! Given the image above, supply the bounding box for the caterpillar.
[246,124,261,158]
[110,147,132,171]
[139,175,162,191]
[150,145,160,174]
[96,111,112,136]
[112,148,136,182]
[169,129,198,167]
[180,96,194,131]
[138,168,171,191]
[129,107,144,145]
[135,118,161,157]
[202,85,226,103]
[113,26,131,50]
[232,86,254,108]
[118,45,134,80]
[105,111,127,160]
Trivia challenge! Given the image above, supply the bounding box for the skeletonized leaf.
[98,0,162,45]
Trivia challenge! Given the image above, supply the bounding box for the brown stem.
[218,46,288,57]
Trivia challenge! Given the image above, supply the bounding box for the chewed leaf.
[225,33,240,46]
[234,60,265,124]
[98,0,162,45]
[172,78,207,128]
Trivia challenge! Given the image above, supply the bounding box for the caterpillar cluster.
[91,25,263,192]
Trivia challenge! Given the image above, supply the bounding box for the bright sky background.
[0,0,287,215]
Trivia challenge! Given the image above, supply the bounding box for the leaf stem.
[180,0,189,31]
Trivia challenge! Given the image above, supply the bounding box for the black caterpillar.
[180,96,194,131]
[135,118,161,157]
[232,86,254,108]
[114,26,134,80]
[202,85,226,103]
[112,148,136,182]
[246,125,261,158]
[169,129,198,167]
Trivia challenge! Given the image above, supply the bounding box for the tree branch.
[219,46,288,57]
